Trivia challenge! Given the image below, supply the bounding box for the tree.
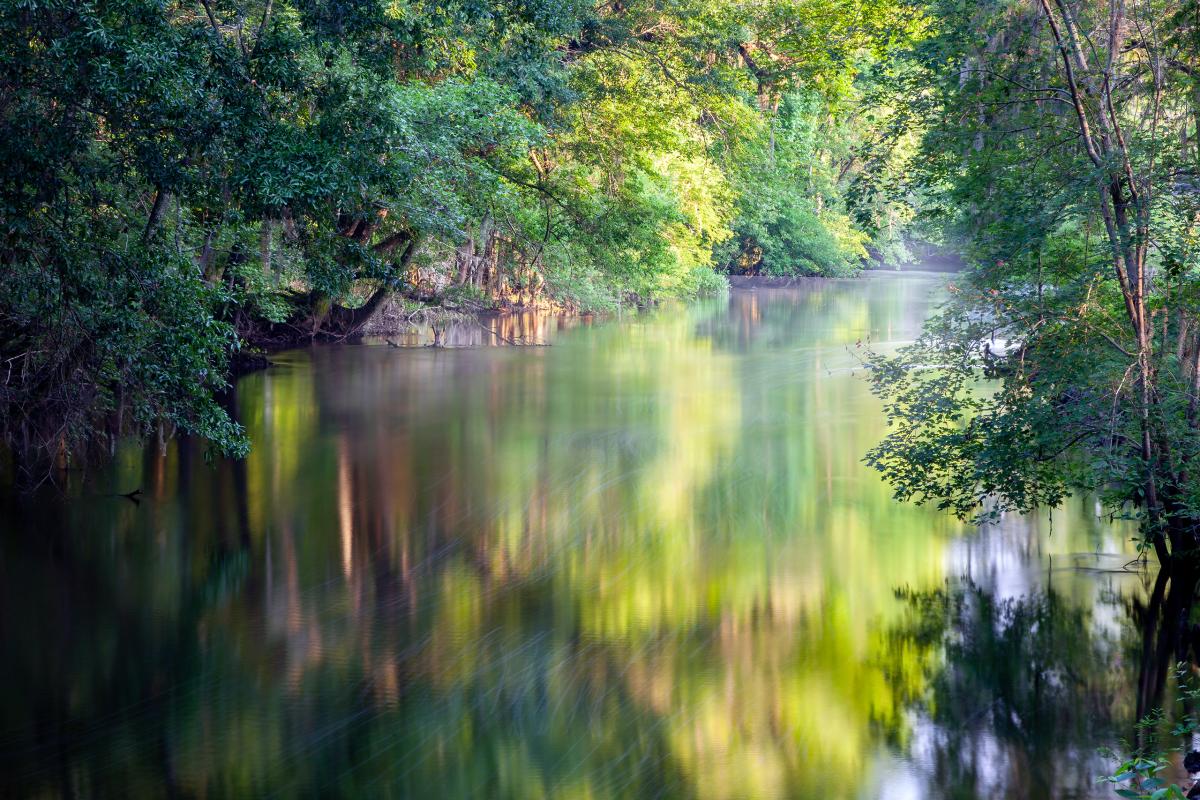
[867,0,1200,565]
[0,0,917,475]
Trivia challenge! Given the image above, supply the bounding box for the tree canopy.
[866,0,1200,564]
[0,0,921,470]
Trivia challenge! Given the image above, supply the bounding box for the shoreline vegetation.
[340,267,963,345]
[222,267,959,372]
[860,2,1200,577]
[0,1,928,476]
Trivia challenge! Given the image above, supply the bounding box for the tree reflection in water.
[0,277,1164,799]
[881,565,1200,800]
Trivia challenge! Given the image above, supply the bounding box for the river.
[0,274,1156,798]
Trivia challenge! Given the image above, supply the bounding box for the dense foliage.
[867,0,1200,563]
[0,0,921,470]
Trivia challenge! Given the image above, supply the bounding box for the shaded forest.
[0,0,923,469]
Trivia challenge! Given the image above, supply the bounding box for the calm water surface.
[0,275,1158,798]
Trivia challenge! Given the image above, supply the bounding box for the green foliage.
[1097,665,1200,800]
[1099,754,1186,800]
[866,272,1200,536]
[724,86,899,277]
[865,296,1085,522]
[0,0,921,466]
[866,0,1200,553]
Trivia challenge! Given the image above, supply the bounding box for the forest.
[1,0,923,466]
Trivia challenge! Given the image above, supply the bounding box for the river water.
[0,274,1159,798]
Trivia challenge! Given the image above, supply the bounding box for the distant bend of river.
[0,273,1149,800]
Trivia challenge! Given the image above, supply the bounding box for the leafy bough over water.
[863,301,1084,524]
[863,280,1200,565]
[874,0,1200,565]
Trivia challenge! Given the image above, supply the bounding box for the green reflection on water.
[0,275,1149,799]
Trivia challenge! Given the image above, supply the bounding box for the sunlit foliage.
[867,0,1200,561]
[0,0,923,467]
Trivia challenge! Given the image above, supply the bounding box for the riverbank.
[231,268,957,373]
[287,269,957,348]
[728,268,957,291]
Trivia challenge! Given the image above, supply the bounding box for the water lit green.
[0,276,1155,798]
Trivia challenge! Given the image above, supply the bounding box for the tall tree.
[868,0,1200,564]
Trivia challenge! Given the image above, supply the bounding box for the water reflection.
[0,275,1153,798]
[883,581,1138,799]
[368,308,583,348]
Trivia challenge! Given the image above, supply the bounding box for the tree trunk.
[260,218,273,282]
[143,187,171,243]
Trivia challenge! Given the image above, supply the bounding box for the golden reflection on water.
[0,276,1148,799]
